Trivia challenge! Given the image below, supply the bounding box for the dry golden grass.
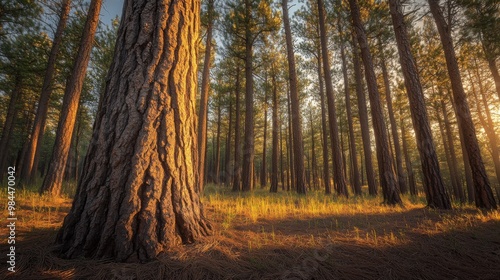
[1,184,500,279]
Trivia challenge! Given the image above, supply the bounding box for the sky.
[100,0,124,24]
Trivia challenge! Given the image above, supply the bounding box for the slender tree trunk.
[280,112,286,190]
[197,0,215,193]
[282,0,307,194]
[232,66,242,192]
[215,100,221,184]
[485,56,500,101]
[351,31,377,196]
[400,113,417,196]
[270,71,279,193]
[310,110,318,190]
[225,90,233,186]
[40,0,102,196]
[428,0,496,209]
[436,105,462,202]
[469,68,500,187]
[261,82,268,187]
[317,0,348,197]
[316,52,331,194]
[0,76,22,182]
[377,38,406,194]
[388,0,450,208]
[287,89,294,192]
[339,25,361,195]
[56,0,211,262]
[21,0,72,183]
[349,0,401,204]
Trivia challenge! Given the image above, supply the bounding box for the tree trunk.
[261,81,268,187]
[56,0,211,262]
[282,0,307,194]
[400,113,417,196]
[287,88,294,192]
[339,25,361,196]
[214,100,221,184]
[310,109,318,190]
[428,0,496,209]
[351,31,377,196]
[0,76,22,182]
[21,0,72,183]
[225,88,233,186]
[270,71,279,193]
[197,0,215,193]
[389,0,450,208]
[469,68,500,187]
[40,0,102,196]
[436,103,462,203]
[280,112,286,190]
[349,0,401,205]
[241,0,255,192]
[317,0,348,197]
[232,66,242,192]
[377,38,406,195]
[316,51,331,194]
[486,56,500,101]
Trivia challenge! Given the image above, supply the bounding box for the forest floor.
[1,183,500,280]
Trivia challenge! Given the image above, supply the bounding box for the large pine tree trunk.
[56,0,211,262]
[351,31,377,196]
[317,0,348,197]
[282,0,307,194]
[428,0,497,209]
[388,0,450,208]
[197,0,215,193]
[241,0,256,192]
[21,0,72,183]
[40,0,102,196]
[349,0,401,205]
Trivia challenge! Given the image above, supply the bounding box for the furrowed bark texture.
[56,0,211,262]
[428,0,496,209]
[389,0,450,209]
[349,0,400,204]
[40,0,102,196]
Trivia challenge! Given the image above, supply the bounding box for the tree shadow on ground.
[2,208,500,280]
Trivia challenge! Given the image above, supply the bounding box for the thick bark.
[270,72,279,193]
[232,66,242,192]
[40,0,102,195]
[351,32,377,196]
[389,0,450,208]
[428,0,496,209]
[377,39,406,194]
[56,0,211,262]
[21,0,71,183]
[316,52,331,194]
[317,0,348,197]
[0,76,22,182]
[197,0,215,193]
[339,26,361,195]
[349,0,401,205]
[282,0,307,194]
[241,0,255,192]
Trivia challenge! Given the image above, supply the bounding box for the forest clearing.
[2,0,500,278]
[1,185,500,279]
